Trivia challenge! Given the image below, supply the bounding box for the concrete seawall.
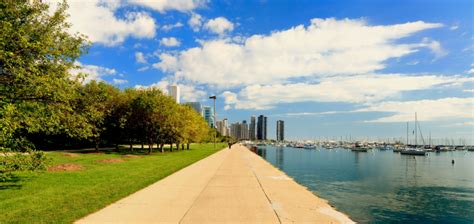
[77,144,354,223]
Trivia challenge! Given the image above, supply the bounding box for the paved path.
[76,144,354,224]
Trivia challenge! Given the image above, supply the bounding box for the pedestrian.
[228,142,232,149]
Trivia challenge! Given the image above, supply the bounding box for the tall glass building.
[257,115,267,140]
[276,120,284,141]
[203,106,214,128]
[249,116,256,140]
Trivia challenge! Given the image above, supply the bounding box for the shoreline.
[77,144,354,223]
[242,144,354,223]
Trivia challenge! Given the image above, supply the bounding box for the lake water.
[255,146,474,223]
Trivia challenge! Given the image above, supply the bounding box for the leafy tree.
[0,0,89,150]
[75,81,120,150]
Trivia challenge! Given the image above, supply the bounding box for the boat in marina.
[400,148,427,155]
[400,113,427,156]
[351,142,368,152]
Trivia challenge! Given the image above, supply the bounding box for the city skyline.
[50,0,474,143]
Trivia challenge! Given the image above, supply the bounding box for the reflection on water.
[256,146,474,223]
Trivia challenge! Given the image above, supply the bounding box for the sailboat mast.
[406,122,409,146]
[429,132,431,147]
[415,112,418,147]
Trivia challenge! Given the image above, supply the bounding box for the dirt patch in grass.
[122,154,143,158]
[96,158,125,163]
[62,153,80,157]
[48,163,83,172]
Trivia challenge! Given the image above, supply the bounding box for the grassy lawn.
[0,143,226,224]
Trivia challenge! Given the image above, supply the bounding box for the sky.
[46,0,473,143]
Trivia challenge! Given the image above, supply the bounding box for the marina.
[254,145,474,223]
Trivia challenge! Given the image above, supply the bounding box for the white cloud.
[153,53,179,72]
[464,121,474,126]
[468,68,474,74]
[449,25,459,30]
[421,37,448,59]
[160,37,181,47]
[112,78,128,85]
[45,0,156,46]
[161,22,184,31]
[276,111,352,117]
[204,17,234,35]
[221,74,473,110]
[357,97,474,122]
[464,89,474,93]
[188,13,203,32]
[155,18,443,88]
[127,0,206,13]
[135,80,206,102]
[137,66,150,72]
[135,52,147,64]
[70,62,117,84]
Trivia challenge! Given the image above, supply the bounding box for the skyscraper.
[203,106,214,128]
[249,116,256,140]
[168,85,180,104]
[257,115,267,140]
[184,102,202,116]
[240,120,249,140]
[216,118,229,136]
[276,120,284,141]
[230,122,241,140]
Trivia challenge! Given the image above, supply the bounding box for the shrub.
[0,150,50,182]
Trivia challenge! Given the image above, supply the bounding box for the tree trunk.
[181,143,185,150]
[160,143,164,153]
[170,143,173,152]
[129,138,133,151]
[141,143,144,149]
[148,143,153,154]
[187,143,190,150]
[95,138,99,151]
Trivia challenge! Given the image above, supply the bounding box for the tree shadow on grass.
[0,174,24,190]
[64,146,175,156]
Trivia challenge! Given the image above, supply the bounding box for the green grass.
[0,143,226,224]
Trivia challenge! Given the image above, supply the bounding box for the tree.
[0,0,89,150]
[75,81,119,150]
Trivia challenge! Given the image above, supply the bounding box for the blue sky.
[48,0,473,143]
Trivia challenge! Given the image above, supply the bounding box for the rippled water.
[255,146,474,223]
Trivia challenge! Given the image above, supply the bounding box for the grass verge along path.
[0,143,226,224]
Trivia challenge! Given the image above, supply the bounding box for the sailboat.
[401,112,427,156]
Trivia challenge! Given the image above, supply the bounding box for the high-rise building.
[257,115,267,140]
[184,102,202,116]
[230,122,241,140]
[222,119,229,136]
[216,118,229,136]
[276,120,284,141]
[249,116,256,140]
[168,85,180,104]
[203,106,214,128]
[240,120,249,140]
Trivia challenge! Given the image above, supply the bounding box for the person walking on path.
[228,142,232,149]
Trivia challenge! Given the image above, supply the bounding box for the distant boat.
[304,144,316,149]
[401,113,427,156]
[400,148,427,156]
[351,142,368,152]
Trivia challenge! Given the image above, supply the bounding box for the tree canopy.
[0,1,213,152]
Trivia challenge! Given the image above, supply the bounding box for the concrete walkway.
[76,144,354,224]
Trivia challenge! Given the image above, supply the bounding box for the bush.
[0,150,50,182]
